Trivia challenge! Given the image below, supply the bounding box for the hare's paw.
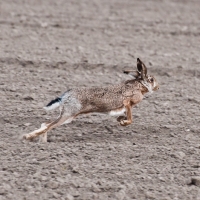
[117,116,127,122]
[117,116,131,126]
[120,120,131,126]
[23,133,33,140]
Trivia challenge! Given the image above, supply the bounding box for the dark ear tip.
[137,58,140,62]
[123,70,129,74]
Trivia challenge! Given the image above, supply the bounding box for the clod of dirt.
[65,194,74,200]
[45,181,59,189]
[163,124,177,130]
[105,126,114,134]
[0,187,6,195]
[52,192,60,198]
[71,166,80,174]
[190,177,200,187]
[23,96,34,101]
[40,22,48,28]
[171,151,186,160]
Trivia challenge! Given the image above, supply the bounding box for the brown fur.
[23,58,159,142]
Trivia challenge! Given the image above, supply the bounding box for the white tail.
[43,97,61,111]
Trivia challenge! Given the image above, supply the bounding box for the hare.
[23,58,159,142]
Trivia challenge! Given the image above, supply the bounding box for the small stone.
[116,189,126,200]
[23,185,32,192]
[24,123,31,127]
[145,191,156,199]
[163,124,176,129]
[50,170,57,174]
[91,184,101,193]
[52,192,60,198]
[76,133,82,137]
[40,22,48,28]
[65,194,74,200]
[172,151,186,159]
[59,159,67,164]
[72,167,79,174]
[158,176,165,182]
[0,187,6,195]
[45,181,59,189]
[40,176,48,181]
[108,146,115,151]
[169,132,175,137]
[185,133,195,140]
[56,177,65,183]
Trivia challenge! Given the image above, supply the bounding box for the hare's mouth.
[153,85,159,91]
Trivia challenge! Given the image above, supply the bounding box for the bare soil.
[0,0,200,199]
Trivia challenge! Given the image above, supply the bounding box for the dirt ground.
[1,0,200,199]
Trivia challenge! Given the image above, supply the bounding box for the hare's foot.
[117,116,131,126]
[120,120,132,126]
[117,116,127,122]
[23,123,48,141]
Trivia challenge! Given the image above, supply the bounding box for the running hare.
[23,58,159,142]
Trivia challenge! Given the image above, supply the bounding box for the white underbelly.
[109,107,126,116]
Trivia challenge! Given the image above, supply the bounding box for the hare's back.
[74,85,124,112]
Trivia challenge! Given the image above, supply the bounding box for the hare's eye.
[149,78,153,82]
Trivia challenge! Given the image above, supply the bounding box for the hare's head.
[124,58,159,93]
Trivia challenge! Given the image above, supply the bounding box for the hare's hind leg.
[38,116,74,143]
[23,107,76,142]
[23,115,75,142]
[38,123,48,143]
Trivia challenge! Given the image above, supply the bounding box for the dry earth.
[0,0,200,199]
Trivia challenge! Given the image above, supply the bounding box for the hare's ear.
[123,70,140,78]
[137,58,147,79]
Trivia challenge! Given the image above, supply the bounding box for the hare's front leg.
[120,101,133,126]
